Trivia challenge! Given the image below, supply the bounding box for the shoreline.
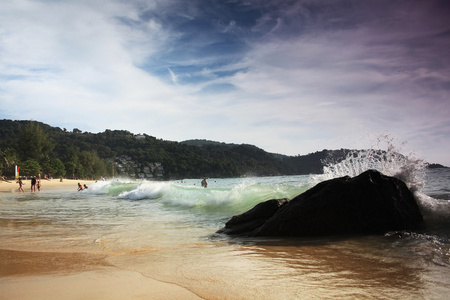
[0,249,203,300]
[0,178,206,299]
[0,178,96,193]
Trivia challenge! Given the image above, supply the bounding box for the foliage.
[0,119,351,179]
[41,158,66,178]
[17,121,55,162]
[20,159,42,176]
[1,148,19,176]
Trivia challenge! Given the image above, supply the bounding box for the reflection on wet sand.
[0,249,112,276]
[234,236,424,299]
[104,235,426,299]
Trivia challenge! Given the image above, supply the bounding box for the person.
[77,182,83,191]
[31,176,37,192]
[1,176,12,183]
[17,178,24,192]
[201,178,208,188]
[83,184,88,189]
[37,180,41,191]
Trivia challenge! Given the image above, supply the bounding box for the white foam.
[315,135,426,192]
[118,181,168,200]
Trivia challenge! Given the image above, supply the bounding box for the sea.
[1,149,450,299]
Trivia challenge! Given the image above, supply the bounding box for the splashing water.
[314,135,450,224]
[317,135,426,192]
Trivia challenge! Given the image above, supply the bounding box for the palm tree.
[1,149,19,176]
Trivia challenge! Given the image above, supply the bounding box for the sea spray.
[315,135,450,225]
[315,135,426,190]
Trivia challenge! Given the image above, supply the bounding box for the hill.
[1,120,443,179]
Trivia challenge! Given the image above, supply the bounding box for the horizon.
[1,1,449,166]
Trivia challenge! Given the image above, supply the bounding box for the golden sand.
[0,178,95,193]
[0,181,204,300]
[0,250,202,300]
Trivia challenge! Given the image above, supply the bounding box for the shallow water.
[1,170,450,299]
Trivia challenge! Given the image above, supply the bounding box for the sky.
[1,0,449,166]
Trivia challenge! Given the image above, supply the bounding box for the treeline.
[0,120,349,179]
[0,120,113,179]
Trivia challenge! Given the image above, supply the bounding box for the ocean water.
[1,154,450,299]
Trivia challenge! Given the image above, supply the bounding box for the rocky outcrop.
[218,170,423,237]
[217,198,289,235]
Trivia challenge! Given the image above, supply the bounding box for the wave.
[83,177,310,215]
[83,179,139,196]
[314,135,450,227]
[82,134,450,227]
[317,135,426,192]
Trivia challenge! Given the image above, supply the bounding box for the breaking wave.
[315,135,449,226]
[82,176,310,216]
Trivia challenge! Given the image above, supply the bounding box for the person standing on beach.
[17,178,24,192]
[31,176,37,192]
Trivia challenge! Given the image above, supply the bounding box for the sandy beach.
[0,178,95,193]
[2,173,450,299]
[0,180,204,300]
[0,248,202,300]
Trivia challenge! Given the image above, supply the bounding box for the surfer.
[77,182,83,191]
[201,178,208,188]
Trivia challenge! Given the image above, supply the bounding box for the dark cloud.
[130,0,450,87]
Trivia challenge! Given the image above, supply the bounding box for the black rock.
[219,170,423,237]
[217,198,289,235]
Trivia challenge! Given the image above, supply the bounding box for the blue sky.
[1,0,449,165]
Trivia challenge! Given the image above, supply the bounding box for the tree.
[17,122,55,163]
[1,148,19,176]
[20,159,42,176]
[64,161,76,179]
[42,158,66,178]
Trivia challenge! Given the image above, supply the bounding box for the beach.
[0,180,203,300]
[0,178,95,193]
[1,171,450,299]
[0,250,202,300]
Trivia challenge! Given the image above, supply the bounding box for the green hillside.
[0,119,372,179]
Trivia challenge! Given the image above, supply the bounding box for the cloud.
[168,68,178,84]
[0,0,449,165]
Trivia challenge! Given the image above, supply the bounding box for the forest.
[0,119,355,179]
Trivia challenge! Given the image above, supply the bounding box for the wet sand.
[3,176,448,299]
[0,250,202,300]
[0,181,204,300]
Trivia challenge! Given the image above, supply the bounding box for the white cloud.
[0,0,449,166]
